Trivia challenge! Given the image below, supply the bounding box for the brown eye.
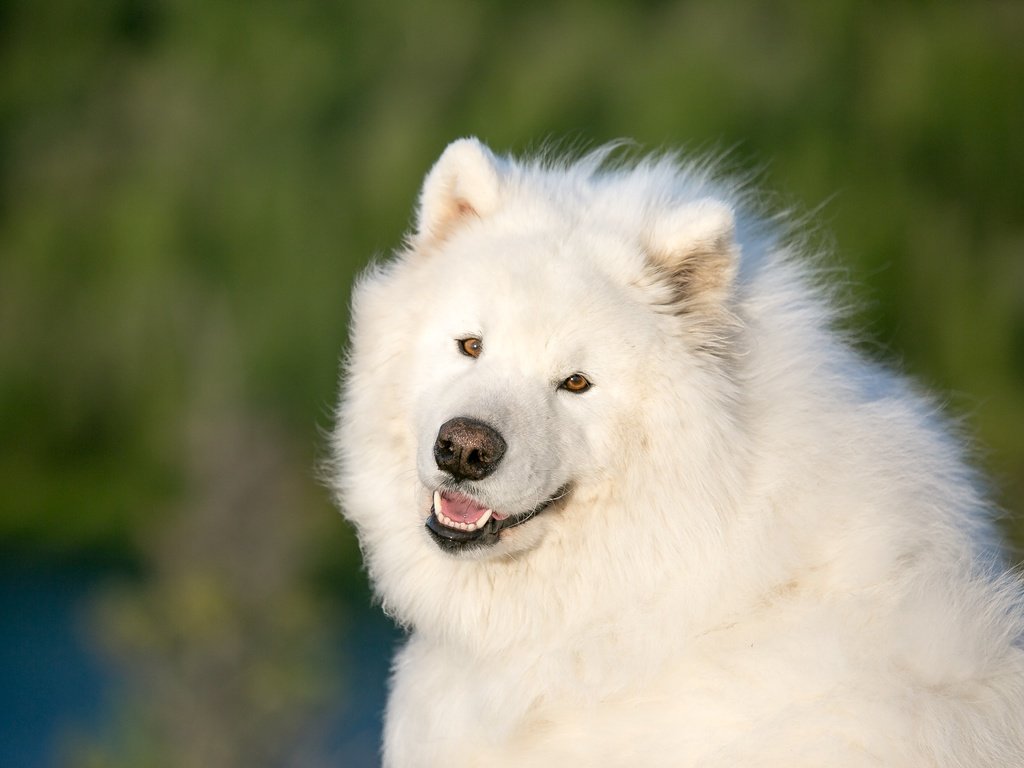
[561,373,591,393]
[458,337,483,358]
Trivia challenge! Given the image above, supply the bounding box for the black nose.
[433,417,507,481]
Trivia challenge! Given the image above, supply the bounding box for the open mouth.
[425,485,570,553]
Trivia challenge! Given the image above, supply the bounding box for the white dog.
[331,138,1024,766]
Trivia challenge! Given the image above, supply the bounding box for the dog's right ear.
[414,138,502,247]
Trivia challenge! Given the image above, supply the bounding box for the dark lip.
[425,484,571,553]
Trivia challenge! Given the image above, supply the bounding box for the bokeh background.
[2,1,1022,766]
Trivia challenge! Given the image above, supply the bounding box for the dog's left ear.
[414,138,503,248]
[645,199,738,313]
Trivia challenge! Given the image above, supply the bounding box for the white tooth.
[477,508,493,527]
[433,490,442,515]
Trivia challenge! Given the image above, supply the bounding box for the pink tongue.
[440,493,490,525]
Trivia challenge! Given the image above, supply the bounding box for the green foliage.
[3,0,1020,559]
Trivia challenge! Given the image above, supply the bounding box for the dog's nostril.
[433,417,506,481]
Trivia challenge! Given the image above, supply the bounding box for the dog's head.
[333,139,747,635]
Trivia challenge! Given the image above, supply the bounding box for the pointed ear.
[645,199,738,313]
[415,138,502,247]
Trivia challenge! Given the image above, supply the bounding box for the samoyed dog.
[331,138,1024,766]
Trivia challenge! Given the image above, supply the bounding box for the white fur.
[331,138,1024,767]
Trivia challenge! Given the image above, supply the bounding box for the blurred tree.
[72,407,339,767]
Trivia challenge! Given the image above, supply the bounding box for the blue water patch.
[0,565,115,768]
[327,611,402,765]
[0,563,402,767]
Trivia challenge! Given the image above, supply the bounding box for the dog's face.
[407,225,656,559]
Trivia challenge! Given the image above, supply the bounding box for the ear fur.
[645,199,738,313]
[415,138,502,247]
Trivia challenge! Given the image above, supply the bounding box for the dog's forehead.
[477,267,627,352]
[436,229,634,319]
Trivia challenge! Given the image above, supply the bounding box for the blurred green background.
[1,1,1021,766]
